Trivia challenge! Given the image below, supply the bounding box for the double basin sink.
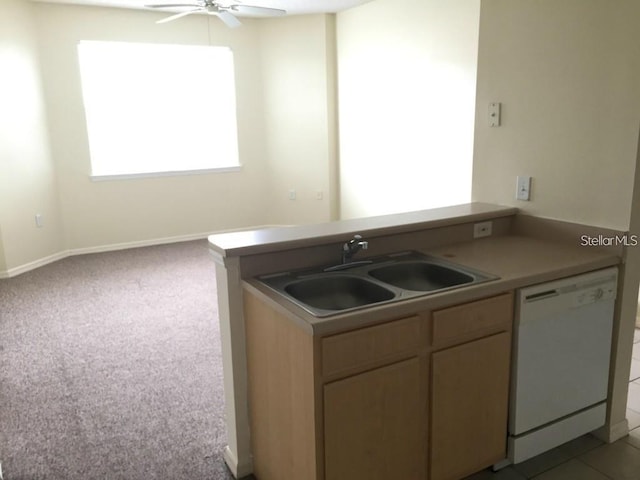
[257,251,498,317]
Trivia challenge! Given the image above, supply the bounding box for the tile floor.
[463,328,640,480]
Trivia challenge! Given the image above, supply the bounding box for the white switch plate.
[288,190,296,200]
[516,176,531,201]
[474,221,493,238]
[489,102,501,127]
[35,213,43,228]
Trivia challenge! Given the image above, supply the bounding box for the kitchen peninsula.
[208,202,623,480]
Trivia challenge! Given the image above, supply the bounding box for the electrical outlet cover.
[473,221,493,238]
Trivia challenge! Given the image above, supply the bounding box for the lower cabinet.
[430,332,511,480]
[324,357,427,480]
[244,289,513,480]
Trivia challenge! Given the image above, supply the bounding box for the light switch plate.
[516,176,531,201]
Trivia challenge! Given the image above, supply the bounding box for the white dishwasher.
[508,267,617,464]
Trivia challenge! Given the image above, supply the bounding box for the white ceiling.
[31,0,374,16]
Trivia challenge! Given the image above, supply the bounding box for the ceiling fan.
[145,0,286,28]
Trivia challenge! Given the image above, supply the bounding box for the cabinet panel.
[432,293,512,346]
[245,291,319,480]
[322,315,422,378]
[430,332,511,480]
[324,357,427,480]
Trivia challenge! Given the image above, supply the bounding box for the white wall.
[336,0,481,219]
[258,14,338,225]
[0,0,64,273]
[472,0,640,443]
[472,0,640,230]
[27,4,335,256]
[33,4,269,251]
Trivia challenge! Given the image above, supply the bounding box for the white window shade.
[77,41,240,178]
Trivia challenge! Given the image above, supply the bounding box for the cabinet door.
[431,332,511,480]
[324,357,427,480]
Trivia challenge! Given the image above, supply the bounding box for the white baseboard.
[0,250,70,279]
[0,225,284,279]
[593,417,629,443]
[68,232,210,256]
[0,233,209,279]
[223,446,253,479]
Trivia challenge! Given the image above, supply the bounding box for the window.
[77,41,240,179]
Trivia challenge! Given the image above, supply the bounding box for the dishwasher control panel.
[574,284,616,307]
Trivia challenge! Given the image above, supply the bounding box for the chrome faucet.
[342,234,368,264]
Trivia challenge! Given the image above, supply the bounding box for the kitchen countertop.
[244,234,620,336]
[208,202,517,257]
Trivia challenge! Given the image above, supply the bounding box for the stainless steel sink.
[284,275,395,311]
[257,251,498,317]
[368,261,474,291]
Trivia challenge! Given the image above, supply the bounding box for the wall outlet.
[288,190,296,200]
[473,221,493,238]
[35,213,44,228]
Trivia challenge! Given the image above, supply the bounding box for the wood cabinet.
[321,315,423,379]
[320,314,428,479]
[324,357,427,480]
[430,293,513,480]
[431,333,511,480]
[244,290,319,480]
[244,289,513,480]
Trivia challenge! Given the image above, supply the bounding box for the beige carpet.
[0,240,236,479]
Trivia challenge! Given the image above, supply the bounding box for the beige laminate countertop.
[209,202,517,257]
[244,234,621,336]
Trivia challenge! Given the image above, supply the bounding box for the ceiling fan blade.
[214,10,243,28]
[157,8,202,23]
[229,4,286,16]
[146,3,203,8]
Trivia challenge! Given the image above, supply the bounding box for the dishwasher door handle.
[524,289,560,302]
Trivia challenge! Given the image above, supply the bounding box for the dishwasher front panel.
[509,267,617,437]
